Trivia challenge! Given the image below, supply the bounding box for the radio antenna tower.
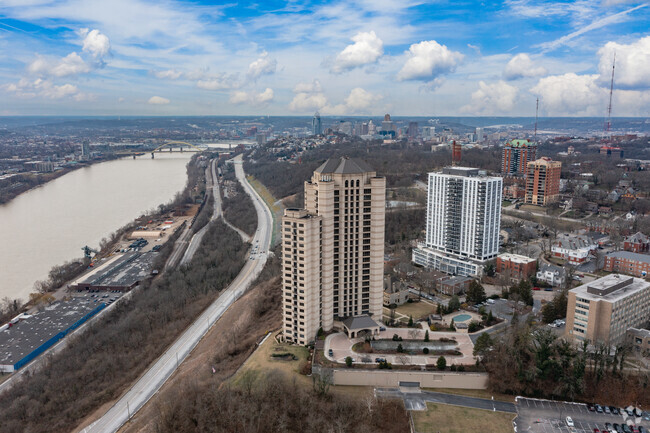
[534,97,539,142]
[605,52,616,135]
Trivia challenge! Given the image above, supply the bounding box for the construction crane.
[81,245,99,259]
[604,52,616,136]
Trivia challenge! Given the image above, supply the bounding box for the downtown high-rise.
[502,139,537,177]
[413,167,502,277]
[282,158,386,345]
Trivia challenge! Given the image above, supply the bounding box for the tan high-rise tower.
[282,158,386,345]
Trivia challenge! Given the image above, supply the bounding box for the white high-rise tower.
[413,167,502,276]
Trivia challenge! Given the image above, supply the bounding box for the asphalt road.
[80,154,273,433]
[375,388,516,413]
[180,159,222,266]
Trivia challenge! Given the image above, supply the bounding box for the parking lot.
[516,397,647,433]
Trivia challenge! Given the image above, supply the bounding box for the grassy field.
[421,387,515,403]
[233,333,312,388]
[413,403,515,433]
[232,332,374,399]
[394,300,438,320]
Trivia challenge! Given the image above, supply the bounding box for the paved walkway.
[324,328,476,366]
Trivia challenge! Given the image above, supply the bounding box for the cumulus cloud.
[342,87,382,112]
[148,96,170,105]
[229,88,274,105]
[4,78,91,100]
[531,73,606,116]
[247,51,277,80]
[331,31,384,73]
[25,28,110,79]
[503,53,547,80]
[79,28,110,59]
[289,92,328,112]
[597,36,650,89]
[293,79,322,93]
[397,40,463,82]
[289,78,328,112]
[154,69,183,80]
[27,52,91,78]
[461,81,518,115]
[321,87,382,115]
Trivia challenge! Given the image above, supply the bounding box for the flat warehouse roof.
[0,296,106,366]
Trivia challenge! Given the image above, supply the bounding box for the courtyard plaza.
[324,326,477,366]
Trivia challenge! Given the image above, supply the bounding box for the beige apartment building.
[565,274,650,346]
[282,158,386,345]
[525,157,561,206]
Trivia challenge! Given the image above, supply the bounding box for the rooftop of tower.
[315,157,374,175]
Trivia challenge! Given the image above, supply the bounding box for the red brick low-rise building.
[496,253,537,280]
[604,251,650,278]
[623,232,650,253]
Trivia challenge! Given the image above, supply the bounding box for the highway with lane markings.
[81,154,273,433]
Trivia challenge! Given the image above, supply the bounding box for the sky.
[0,0,649,117]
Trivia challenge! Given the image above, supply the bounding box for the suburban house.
[536,263,566,287]
[383,276,410,306]
[551,235,597,264]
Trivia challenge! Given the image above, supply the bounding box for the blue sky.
[0,0,649,116]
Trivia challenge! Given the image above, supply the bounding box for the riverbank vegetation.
[0,220,247,433]
[1,154,209,325]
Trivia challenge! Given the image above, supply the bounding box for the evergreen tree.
[466,280,487,304]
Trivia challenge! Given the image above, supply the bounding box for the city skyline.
[0,1,649,117]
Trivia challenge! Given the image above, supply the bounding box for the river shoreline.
[0,153,209,326]
[0,156,122,206]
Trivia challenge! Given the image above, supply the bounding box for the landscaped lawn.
[413,403,515,433]
[394,300,438,320]
[233,333,311,388]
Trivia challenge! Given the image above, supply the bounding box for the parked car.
[588,403,596,412]
[622,425,632,433]
[611,407,620,415]
[605,406,611,414]
[567,417,574,427]
[606,423,613,432]
[596,404,604,413]
[533,286,541,291]
[328,349,333,357]
[638,426,647,433]
[544,287,553,291]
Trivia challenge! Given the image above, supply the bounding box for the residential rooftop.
[606,250,650,264]
[498,253,536,264]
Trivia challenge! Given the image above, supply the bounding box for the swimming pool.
[453,314,472,322]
